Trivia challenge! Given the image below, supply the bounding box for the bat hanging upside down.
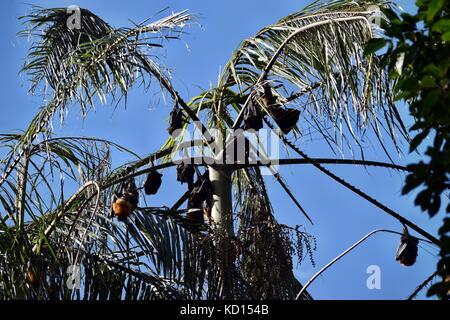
[395,227,419,267]
[144,170,162,195]
[112,179,139,221]
[186,173,212,223]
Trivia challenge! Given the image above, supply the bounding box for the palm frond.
[0,8,192,190]
[20,6,191,107]
[217,0,406,156]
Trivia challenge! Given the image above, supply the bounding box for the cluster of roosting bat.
[23,164,213,291]
[112,80,298,223]
[243,80,301,134]
[110,173,421,268]
[165,80,300,139]
[99,79,424,294]
[111,164,212,224]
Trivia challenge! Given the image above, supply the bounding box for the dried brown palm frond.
[234,166,314,299]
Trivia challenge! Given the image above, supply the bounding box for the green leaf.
[423,63,444,78]
[427,0,447,23]
[364,38,387,56]
[410,129,430,152]
[420,75,437,89]
[432,19,450,32]
[442,31,450,42]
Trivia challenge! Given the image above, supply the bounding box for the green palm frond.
[0,8,192,191]
[216,0,406,155]
[20,6,191,106]
[17,7,191,143]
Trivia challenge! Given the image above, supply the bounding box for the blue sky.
[0,0,445,299]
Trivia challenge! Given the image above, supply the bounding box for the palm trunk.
[209,167,233,231]
[209,131,235,297]
[209,165,234,298]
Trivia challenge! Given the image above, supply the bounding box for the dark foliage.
[368,0,450,298]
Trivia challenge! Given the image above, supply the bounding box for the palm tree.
[0,0,438,300]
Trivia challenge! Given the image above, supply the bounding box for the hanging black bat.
[226,133,251,165]
[186,176,212,222]
[188,177,212,209]
[269,105,300,135]
[262,81,277,107]
[243,98,263,131]
[176,163,195,189]
[167,104,187,136]
[144,171,162,195]
[395,227,419,267]
[186,209,204,222]
[260,81,300,134]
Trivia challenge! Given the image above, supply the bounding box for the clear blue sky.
[0,0,445,299]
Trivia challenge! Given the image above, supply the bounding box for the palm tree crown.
[0,1,435,300]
